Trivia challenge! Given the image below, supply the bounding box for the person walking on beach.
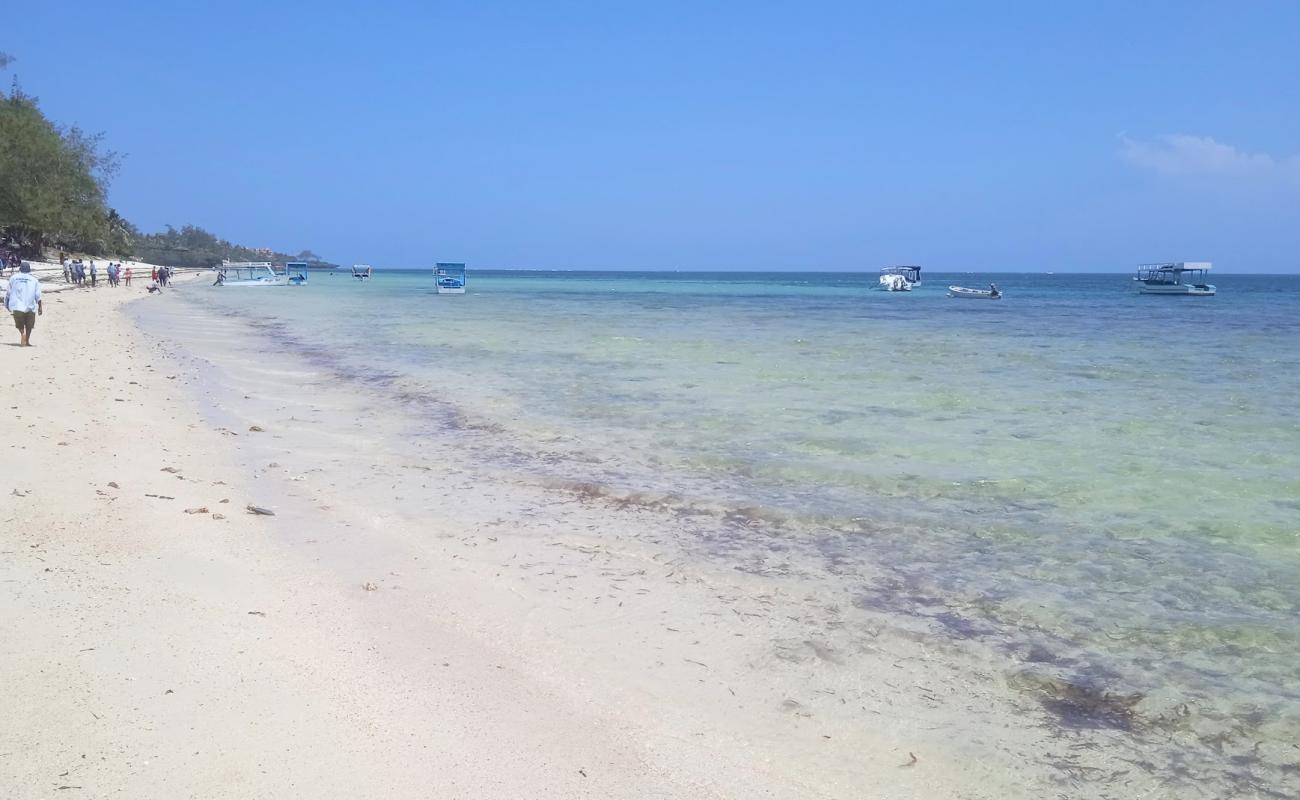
[89,261,98,287]
[5,262,43,347]
[124,266,132,286]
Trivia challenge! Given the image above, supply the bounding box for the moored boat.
[1135,262,1216,296]
[879,265,921,291]
[435,262,466,294]
[286,261,309,286]
[351,264,373,280]
[948,284,1002,299]
[213,262,289,287]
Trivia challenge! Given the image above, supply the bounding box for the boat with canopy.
[1134,262,1216,296]
[879,265,922,291]
[213,261,288,287]
[435,262,466,294]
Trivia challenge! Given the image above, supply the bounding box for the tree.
[0,57,120,257]
[296,249,321,262]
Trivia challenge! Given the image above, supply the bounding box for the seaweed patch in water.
[1010,670,1143,731]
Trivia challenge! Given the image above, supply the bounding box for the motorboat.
[1135,262,1216,296]
[351,264,373,280]
[286,261,309,286]
[879,265,921,291]
[948,284,1002,299]
[435,262,466,294]
[213,262,288,286]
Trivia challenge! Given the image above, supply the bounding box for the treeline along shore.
[0,50,330,272]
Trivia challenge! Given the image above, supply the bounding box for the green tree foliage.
[0,52,328,266]
[0,56,122,257]
[133,224,313,269]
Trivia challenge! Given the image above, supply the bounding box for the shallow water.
[169,269,1300,788]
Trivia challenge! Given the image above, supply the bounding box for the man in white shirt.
[5,262,43,347]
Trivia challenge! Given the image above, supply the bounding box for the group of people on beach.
[2,257,178,347]
[62,258,137,288]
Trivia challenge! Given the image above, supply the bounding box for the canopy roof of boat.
[221,261,273,268]
[1138,261,1211,271]
[880,265,921,273]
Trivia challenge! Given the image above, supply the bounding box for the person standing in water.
[5,262,43,347]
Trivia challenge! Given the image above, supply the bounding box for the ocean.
[155,269,1300,791]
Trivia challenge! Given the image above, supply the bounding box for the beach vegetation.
[0,64,122,257]
[132,224,315,269]
[0,52,329,266]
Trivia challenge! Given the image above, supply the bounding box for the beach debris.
[247,611,266,617]
[362,581,379,591]
[902,752,918,767]
[160,467,180,474]
[249,425,266,432]
[219,498,230,503]
[578,769,587,778]
[183,507,209,515]
[11,489,27,497]
[212,513,226,521]
[144,494,175,500]
[164,689,174,695]
[107,482,119,489]
[245,505,276,516]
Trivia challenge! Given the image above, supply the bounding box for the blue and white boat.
[351,264,373,280]
[286,261,309,286]
[1135,262,1216,296]
[879,265,922,291]
[435,262,466,294]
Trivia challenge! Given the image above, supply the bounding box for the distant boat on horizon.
[435,262,466,294]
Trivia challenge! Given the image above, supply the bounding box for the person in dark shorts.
[5,262,43,347]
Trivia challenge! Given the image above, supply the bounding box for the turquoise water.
[180,270,1300,777]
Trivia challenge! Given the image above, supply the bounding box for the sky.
[7,1,1300,271]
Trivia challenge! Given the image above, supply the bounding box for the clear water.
[179,269,1300,773]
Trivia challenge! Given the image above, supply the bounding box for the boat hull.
[220,277,289,287]
[436,286,465,294]
[1138,283,1216,296]
[947,286,1001,299]
[878,275,915,291]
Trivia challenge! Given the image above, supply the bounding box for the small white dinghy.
[948,284,1002,299]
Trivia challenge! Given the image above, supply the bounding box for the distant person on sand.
[146,279,162,294]
[90,261,98,287]
[5,262,43,347]
[124,266,132,286]
[151,267,158,282]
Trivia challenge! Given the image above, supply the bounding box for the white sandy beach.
[1,275,1207,799]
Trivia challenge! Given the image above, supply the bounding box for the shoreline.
[2,279,1290,797]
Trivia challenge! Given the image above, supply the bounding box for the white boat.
[351,264,373,280]
[948,284,1002,299]
[435,262,466,294]
[213,262,288,287]
[1135,262,1216,296]
[879,265,921,291]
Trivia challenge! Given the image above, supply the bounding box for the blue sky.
[7,1,1300,271]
